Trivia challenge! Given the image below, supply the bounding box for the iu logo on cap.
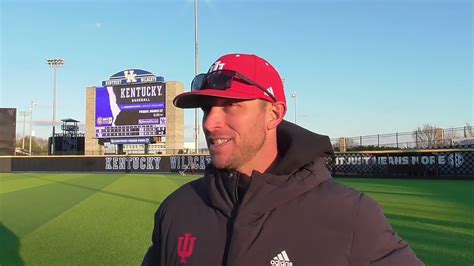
[209,60,225,72]
[177,233,197,264]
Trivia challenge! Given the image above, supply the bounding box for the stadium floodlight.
[46,58,64,155]
[29,101,36,155]
[194,0,200,154]
[19,111,29,150]
[292,92,297,125]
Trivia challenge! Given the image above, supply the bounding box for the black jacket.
[143,121,423,265]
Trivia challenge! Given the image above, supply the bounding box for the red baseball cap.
[173,53,286,108]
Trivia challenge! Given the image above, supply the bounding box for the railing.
[11,126,473,156]
[331,126,473,151]
[104,148,211,155]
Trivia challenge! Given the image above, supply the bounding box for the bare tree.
[332,137,358,152]
[15,136,49,154]
[412,124,437,149]
[465,122,473,137]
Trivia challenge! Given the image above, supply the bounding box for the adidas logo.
[270,250,293,266]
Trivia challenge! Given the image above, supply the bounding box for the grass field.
[0,173,472,266]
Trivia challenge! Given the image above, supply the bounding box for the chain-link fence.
[12,125,473,156]
[112,148,210,155]
[331,126,474,152]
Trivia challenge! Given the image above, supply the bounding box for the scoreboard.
[95,69,166,140]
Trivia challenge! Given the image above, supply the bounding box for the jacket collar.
[204,120,334,218]
[271,120,333,175]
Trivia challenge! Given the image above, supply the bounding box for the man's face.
[202,98,268,171]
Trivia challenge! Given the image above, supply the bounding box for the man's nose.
[203,106,224,133]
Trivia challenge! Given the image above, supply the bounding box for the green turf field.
[0,173,472,266]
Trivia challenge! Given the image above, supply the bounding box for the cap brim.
[173,89,259,108]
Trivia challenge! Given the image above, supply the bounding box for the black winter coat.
[143,121,423,266]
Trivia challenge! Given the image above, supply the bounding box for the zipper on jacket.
[222,172,241,266]
[232,172,240,203]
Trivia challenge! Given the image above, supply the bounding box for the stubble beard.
[210,119,267,171]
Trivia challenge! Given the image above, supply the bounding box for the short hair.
[259,99,270,110]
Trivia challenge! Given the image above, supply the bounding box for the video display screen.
[95,83,166,138]
[0,108,16,155]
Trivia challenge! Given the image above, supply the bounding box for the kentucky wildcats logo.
[447,153,464,168]
[177,233,197,264]
[124,70,137,83]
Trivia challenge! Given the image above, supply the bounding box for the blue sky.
[1,0,472,146]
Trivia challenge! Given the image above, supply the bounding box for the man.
[143,53,423,265]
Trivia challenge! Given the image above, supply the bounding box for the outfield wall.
[0,149,473,178]
[0,155,210,174]
[328,149,473,178]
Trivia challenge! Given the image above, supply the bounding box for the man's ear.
[267,102,286,130]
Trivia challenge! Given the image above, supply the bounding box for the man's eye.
[223,100,239,107]
[223,102,236,109]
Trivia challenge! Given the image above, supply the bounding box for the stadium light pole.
[29,101,36,155]
[19,111,29,150]
[291,91,297,125]
[46,58,64,155]
[194,0,200,154]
